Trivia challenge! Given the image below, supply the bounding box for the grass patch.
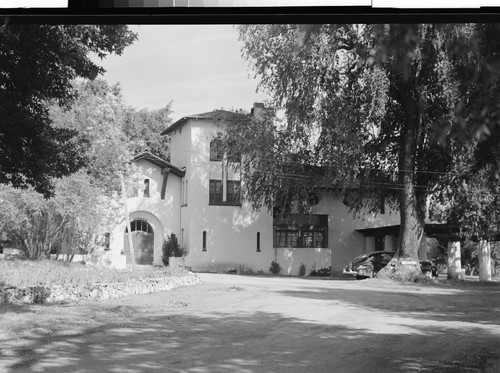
[0,260,191,288]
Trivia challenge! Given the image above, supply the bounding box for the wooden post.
[121,176,135,270]
[447,241,462,280]
[478,240,492,282]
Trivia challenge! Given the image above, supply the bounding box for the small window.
[210,139,224,161]
[143,179,150,197]
[202,231,207,251]
[104,233,110,250]
[257,232,261,252]
[209,180,223,204]
[375,236,385,251]
[181,180,188,206]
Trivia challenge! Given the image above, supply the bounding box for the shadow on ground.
[1,278,500,372]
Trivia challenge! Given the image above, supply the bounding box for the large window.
[209,180,223,204]
[273,214,328,248]
[210,139,224,161]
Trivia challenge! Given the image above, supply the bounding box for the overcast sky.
[96,24,269,121]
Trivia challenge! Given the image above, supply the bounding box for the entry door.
[124,220,154,265]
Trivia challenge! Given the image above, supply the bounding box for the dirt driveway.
[1,273,500,372]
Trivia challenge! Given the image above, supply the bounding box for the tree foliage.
[1,78,142,260]
[0,171,122,260]
[0,22,137,197]
[161,233,186,266]
[50,79,135,193]
[232,24,500,279]
[122,103,173,161]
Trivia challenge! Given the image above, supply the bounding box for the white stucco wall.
[112,115,421,275]
[169,119,275,273]
[109,159,182,266]
[277,248,333,276]
[310,193,401,273]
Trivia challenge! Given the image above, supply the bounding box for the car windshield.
[351,254,370,267]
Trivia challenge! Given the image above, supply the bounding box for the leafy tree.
[0,22,137,197]
[0,171,122,260]
[1,79,139,260]
[50,79,135,193]
[231,24,500,280]
[122,103,173,161]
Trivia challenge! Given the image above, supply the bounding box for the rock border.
[0,275,202,304]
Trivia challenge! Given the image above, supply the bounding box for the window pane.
[314,232,324,248]
[303,232,313,248]
[287,231,298,247]
[210,139,223,161]
[276,231,286,247]
[227,180,241,204]
[209,180,223,203]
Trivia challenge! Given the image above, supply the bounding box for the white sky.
[96,25,269,122]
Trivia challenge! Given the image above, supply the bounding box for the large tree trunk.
[378,79,425,281]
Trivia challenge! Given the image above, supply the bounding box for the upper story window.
[210,139,224,161]
[143,179,150,197]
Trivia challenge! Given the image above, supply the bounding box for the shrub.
[309,266,332,277]
[162,234,186,266]
[237,265,256,275]
[269,260,281,275]
[32,286,51,304]
[298,263,306,277]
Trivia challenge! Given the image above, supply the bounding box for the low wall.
[0,275,201,304]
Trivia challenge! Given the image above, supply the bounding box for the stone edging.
[0,275,202,304]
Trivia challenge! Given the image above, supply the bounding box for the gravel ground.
[1,273,500,372]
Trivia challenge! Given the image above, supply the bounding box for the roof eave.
[133,151,186,177]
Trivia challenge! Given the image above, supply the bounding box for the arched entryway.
[124,219,154,265]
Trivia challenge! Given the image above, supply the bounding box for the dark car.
[343,251,438,279]
[419,260,439,278]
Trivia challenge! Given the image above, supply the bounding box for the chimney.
[251,102,265,121]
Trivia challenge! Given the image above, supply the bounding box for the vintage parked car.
[343,251,438,279]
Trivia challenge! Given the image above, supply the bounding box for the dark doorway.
[124,220,154,265]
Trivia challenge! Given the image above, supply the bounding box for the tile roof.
[161,109,249,135]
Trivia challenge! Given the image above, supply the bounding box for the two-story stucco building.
[108,103,432,275]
